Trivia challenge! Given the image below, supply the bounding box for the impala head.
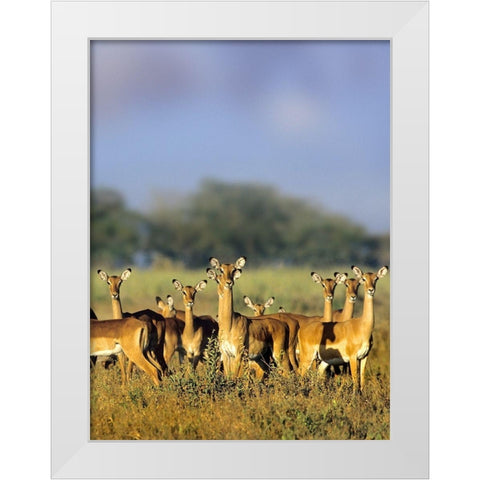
[311,271,345,303]
[156,295,177,318]
[351,265,389,298]
[97,268,131,299]
[172,279,207,309]
[206,256,246,296]
[335,272,362,303]
[244,296,275,316]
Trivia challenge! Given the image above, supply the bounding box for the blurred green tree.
[144,180,388,268]
[90,188,147,267]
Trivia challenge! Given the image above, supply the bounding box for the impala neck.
[111,297,123,319]
[184,305,195,340]
[323,299,333,322]
[342,296,355,321]
[217,287,234,333]
[361,292,375,333]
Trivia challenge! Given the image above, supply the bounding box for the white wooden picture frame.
[52,1,428,478]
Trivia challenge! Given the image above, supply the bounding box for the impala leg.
[318,360,329,377]
[117,351,127,386]
[298,345,317,376]
[232,355,243,378]
[192,355,201,372]
[273,348,292,376]
[150,344,169,377]
[122,347,161,386]
[163,342,177,367]
[126,358,134,382]
[349,357,360,393]
[359,356,368,392]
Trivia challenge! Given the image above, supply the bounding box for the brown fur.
[206,257,292,379]
[90,316,166,385]
[172,279,218,371]
[297,266,388,392]
[96,268,173,377]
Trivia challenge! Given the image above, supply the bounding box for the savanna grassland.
[90,265,390,440]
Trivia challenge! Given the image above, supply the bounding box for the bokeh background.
[90,40,390,269]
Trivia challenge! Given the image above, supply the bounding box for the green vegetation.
[91,181,389,268]
[90,266,390,440]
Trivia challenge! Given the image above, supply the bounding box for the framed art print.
[52,0,428,478]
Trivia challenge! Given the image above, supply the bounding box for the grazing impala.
[297,266,389,392]
[172,279,218,371]
[243,296,275,316]
[90,315,166,386]
[206,257,292,379]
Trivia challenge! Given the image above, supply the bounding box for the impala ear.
[264,297,275,308]
[235,256,247,269]
[233,269,243,280]
[244,296,254,309]
[172,279,183,291]
[195,280,207,292]
[351,265,363,279]
[121,268,132,281]
[166,295,175,307]
[97,270,108,281]
[155,296,165,309]
[377,266,389,278]
[278,306,286,313]
[311,272,323,284]
[335,272,347,284]
[209,257,220,268]
[206,268,217,281]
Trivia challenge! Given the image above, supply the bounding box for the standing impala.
[243,296,276,317]
[90,315,165,386]
[332,273,362,322]
[311,272,346,322]
[97,268,132,319]
[206,257,292,379]
[96,268,174,380]
[297,266,389,393]
[172,279,218,371]
[156,295,177,319]
[250,272,345,372]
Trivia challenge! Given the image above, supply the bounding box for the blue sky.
[91,41,390,233]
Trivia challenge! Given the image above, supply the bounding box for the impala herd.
[90,257,388,393]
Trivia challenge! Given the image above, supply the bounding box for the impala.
[97,268,132,319]
[244,271,345,372]
[297,266,389,392]
[332,273,362,322]
[90,315,165,386]
[172,279,218,371]
[311,272,346,322]
[206,257,292,379]
[96,268,175,378]
[156,295,177,319]
[243,296,275,316]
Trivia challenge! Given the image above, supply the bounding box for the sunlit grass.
[90,265,390,440]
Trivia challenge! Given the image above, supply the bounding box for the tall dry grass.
[90,265,390,440]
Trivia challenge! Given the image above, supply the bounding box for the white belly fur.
[91,344,123,356]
